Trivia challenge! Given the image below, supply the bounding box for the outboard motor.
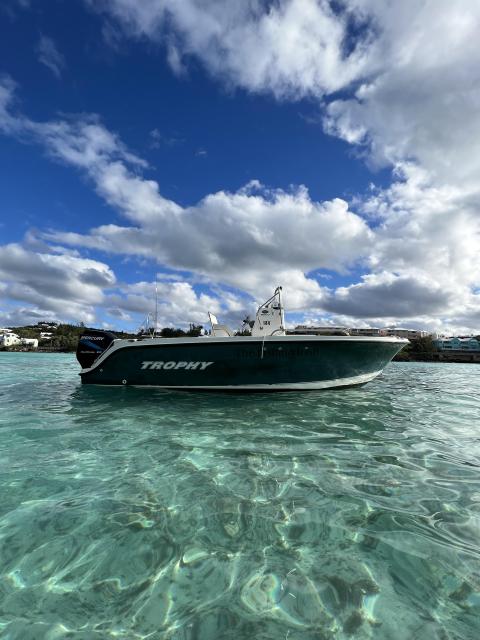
[76,329,116,369]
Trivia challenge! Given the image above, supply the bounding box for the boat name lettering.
[82,336,105,341]
[140,361,214,371]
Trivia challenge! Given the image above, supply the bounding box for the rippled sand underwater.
[1,353,480,639]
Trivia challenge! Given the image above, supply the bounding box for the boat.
[76,287,407,390]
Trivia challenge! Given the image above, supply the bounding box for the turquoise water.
[1,354,480,639]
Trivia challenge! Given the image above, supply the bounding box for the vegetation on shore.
[393,336,437,361]
[1,322,204,352]
[394,336,480,362]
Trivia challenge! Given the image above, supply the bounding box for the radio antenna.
[154,276,158,338]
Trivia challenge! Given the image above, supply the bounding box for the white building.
[350,327,429,339]
[380,328,430,339]
[21,338,38,349]
[349,327,382,336]
[0,333,21,347]
[293,325,430,339]
[290,325,349,335]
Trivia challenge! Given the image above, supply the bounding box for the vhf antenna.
[154,275,158,338]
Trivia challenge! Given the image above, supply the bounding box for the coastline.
[0,347,75,353]
[394,351,480,363]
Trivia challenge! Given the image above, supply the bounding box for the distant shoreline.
[0,347,75,353]
[394,351,480,364]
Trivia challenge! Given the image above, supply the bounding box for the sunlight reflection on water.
[1,354,480,639]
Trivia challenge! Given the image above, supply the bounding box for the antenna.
[276,286,285,331]
[154,276,158,338]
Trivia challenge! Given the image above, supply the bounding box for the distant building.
[434,337,480,352]
[290,325,349,336]
[37,322,57,329]
[40,332,53,339]
[293,325,430,339]
[349,327,382,337]
[0,333,39,348]
[0,333,20,347]
[21,338,38,349]
[350,327,429,339]
[380,328,430,339]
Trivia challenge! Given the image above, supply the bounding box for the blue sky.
[1,1,479,333]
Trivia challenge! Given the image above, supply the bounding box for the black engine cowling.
[76,329,116,369]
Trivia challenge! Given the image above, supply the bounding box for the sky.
[1,0,480,334]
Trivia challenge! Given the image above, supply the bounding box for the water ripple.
[1,354,480,638]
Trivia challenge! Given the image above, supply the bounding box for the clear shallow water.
[1,354,480,640]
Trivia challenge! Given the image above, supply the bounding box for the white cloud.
[324,271,450,318]
[0,306,60,328]
[0,243,116,323]
[0,78,371,318]
[96,0,480,178]
[95,1,480,188]
[1,0,31,21]
[365,165,480,290]
[106,280,225,328]
[0,75,21,133]
[149,128,183,148]
[316,162,480,327]
[46,180,370,306]
[36,35,66,78]
[166,38,187,77]
[324,2,480,184]
[0,239,247,329]
[94,0,373,98]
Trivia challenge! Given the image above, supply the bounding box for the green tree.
[161,327,186,338]
[410,335,436,354]
[186,324,203,337]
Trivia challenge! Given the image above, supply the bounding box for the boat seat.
[208,312,233,337]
